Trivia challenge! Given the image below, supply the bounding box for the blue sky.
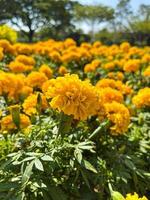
[77,0,150,11]
[75,0,150,32]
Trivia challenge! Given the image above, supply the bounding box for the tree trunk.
[28,29,34,43]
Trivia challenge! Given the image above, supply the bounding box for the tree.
[39,0,78,40]
[115,0,133,31]
[2,0,78,42]
[75,4,114,41]
[0,0,12,24]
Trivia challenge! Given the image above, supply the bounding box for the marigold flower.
[125,192,148,200]
[23,93,48,116]
[1,114,30,131]
[120,42,131,52]
[96,78,132,95]
[0,47,4,61]
[143,66,150,76]
[8,61,33,73]
[16,55,35,66]
[103,62,115,70]
[97,87,123,104]
[42,79,56,93]
[58,66,68,75]
[123,59,140,72]
[104,101,130,135]
[46,74,98,120]
[132,87,150,108]
[26,71,48,88]
[39,64,53,78]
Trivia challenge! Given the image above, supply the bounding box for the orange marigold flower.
[143,66,150,77]
[104,101,130,135]
[46,74,98,120]
[58,66,68,75]
[132,87,150,108]
[123,59,140,72]
[1,114,30,131]
[15,55,35,66]
[96,78,132,95]
[23,93,48,116]
[97,87,124,104]
[39,64,53,78]
[26,71,48,88]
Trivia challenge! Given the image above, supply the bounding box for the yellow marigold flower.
[58,66,68,75]
[93,41,102,48]
[80,42,92,50]
[19,86,33,98]
[49,51,61,62]
[125,192,148,200]
[96,78,132,95]
[8,61,32,73]
[108,72,124,81]
[132,87,150,108]
[123,59,140,72]
[0,39,15,54]
[46,74,98,120]
[15,43,33,55]
[26,72,48,88]
[1,114,30,131]
[0,47,4,61]
[84,63,94,73]
[61,51,80,63]
[103,62,115,70]
[97,87,123,104]
[15,55,35,66]
[117,72,124,80]
[141,54,150,64]
[39,64,53,78]
[104,101,130,135]
[64,38,76,48]
[42,79,56,93]
[23,93,48,116]
[143,66,150,76]
[120,42,131,52]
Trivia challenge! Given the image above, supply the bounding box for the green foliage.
[0,24,17,43]
[0,110,149,199]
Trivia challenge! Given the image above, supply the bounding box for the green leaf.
[41,155,53,162]
[111,191,125,200]
[21,160,34,186]
[0,182,18,192]
[124,159,136,170]
[10,105,20,129]
[34,159,44,171]
[74,149,82,164]
[82,160,97,173]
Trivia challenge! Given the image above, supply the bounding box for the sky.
[8,0,150,33]
[75,0,150,32]
[77,0,150,10]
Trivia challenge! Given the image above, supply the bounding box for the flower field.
[0,38,149,200]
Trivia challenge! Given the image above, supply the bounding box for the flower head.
[125,192,148,200]
[132,87,150,108]
[46,74,98,120]
[104,101,130,135]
